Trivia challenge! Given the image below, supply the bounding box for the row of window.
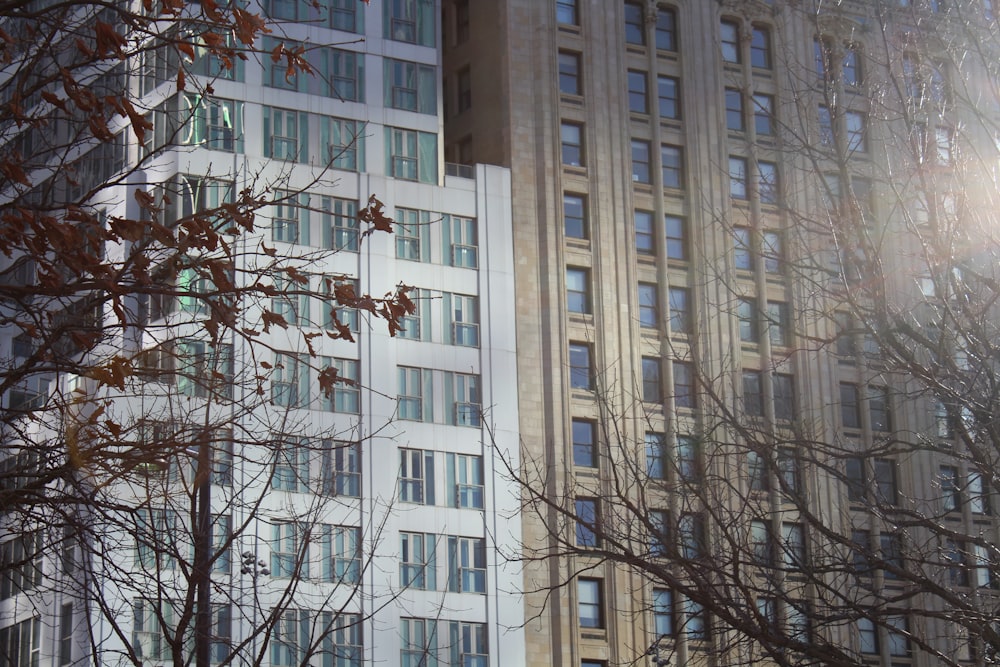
[261,0,435,45]
[271,354,359,412]
[396,368,482,427]
[397,448,485,509]
[400,532,487,594]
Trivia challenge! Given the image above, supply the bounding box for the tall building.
[443,1,1000,666]
[0,2,524,666]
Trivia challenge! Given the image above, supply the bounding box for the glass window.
[743,371,763,417]
[575,498,599,547]
[556,0,577,25]
[573,419,597,468]
[721,20,740,63]
[766,301,790,346]
[322,440,360,497]
[638,283,658,328]
[561,123,584,166]
[387,127,437,182]
[734,227,752,270]
[323,357,359,413]
[673,360,695,409]
[729,156,748,199]
[868,386,891,431]
[321,525,360,583]
[448,536,486,593]
[628,70,648,113]
[781,522,806,569]
[737,298,757,343]
[400,448,435,505]
[329,48,363,102]
[678,513,704,559]
[774,374,795,422]
[875,458,898,505]
[642,357,661,403]
[725,88,744,131]
[321,196,358,251]
[661,144,683,189]
[858,617,878,654]
[750,26,771,68]
[841,383,861,429]
[758,161,778,204]
[656,8,677,51]
[385,58,436,114]
[631,139,651,183]
[665,215,686,260]
[969,472,990,515]
[624,2,645,44]
[887,616,910,656]
[677,436,699,483]
[681,598,708,640]
[748,451,769,492]
[271,522,303,578]
[452,372,481,427]
[450,293,479,347]
[569,343,592,390]
[658,75,680,119]
[668,286,691,334]
[385,0,435,46]
[763,231,782,273]
[846,111,867,152]
[264,107,304,162]
[753,93,774,136]
[652,589,673,637]
[750,519,771,564]
[559,51,582,95]
[646,432,666,479]
[323,117,363,171]
[843,44,861,86]
[452,453,484,509]
[398,366,428,421]
[400,532,436,589]
[778,447,799,493]
[566,267,590,314]
[635,210,654,255]
[578,579,603,628]
[564,193,587,239]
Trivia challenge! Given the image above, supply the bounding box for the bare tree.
[507,2,1000,666]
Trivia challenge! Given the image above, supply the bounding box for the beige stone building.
[442,1,1000,666]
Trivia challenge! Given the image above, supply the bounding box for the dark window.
[734,227,752,270]
[738,298,758,343]
[940,465,960,512]
[561,123,584,166]
[624,2,645,44]
[569,343,593,390]
[778,447,799,493]
[753,93,774,135]
[642,357,661,403]
[748,451,769,492]
[851,529,872,577]
[880,532,904,578]
[668,287,691,334]
[572,419,597,468]
[564,194,587,239]
[576,498,599,547]
[758,161,779,204]
[635,210,654,255]
[846,457,865,502]
[725,89,744,131]
[656,8,677,51]
[673,361,695,409]
[665,215,687,260]
[875,459,898,505]
[558,52,582,95]
[841,383,861,429]
[743,371,763,417]
[646,433,666,479]
[721,20,740,63]
[638,283,658,328]
[774,374,795,422]
[658,76,681,119]
[843,45,861,86]
[677,436,700,483]
[750,26,771,68]
[766,301,790,347]
[661,144,684,189]
[556,0,577,25]
[868,386,891,431]
[678,513,705,559]
[628,70,648,113]
[632,139,652,183]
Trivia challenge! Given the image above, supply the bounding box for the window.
[211,515,231,575]
[677,436,699,483]
[681,598,708,640]
[774,374,795,422]
[946,539,969,586]
[748,451,769,492]
[133,602,169,662]
[578,579,603,628]
[673,360,695,409]
[665,215,687,260]
[658,76,680,119]
[841,383,861,429]
[766,301,790,346]
[177,340,233,399]
[271,522,303,578]
[573,420,597,468]
[321,525,360,583]
[400,532,437,589]
[323,613,362,667]
[385,0,435,46]
[818,106,833,146]
[887,616,910,657]
[264,107,305,163]
[387,127,437,182]
[559,52,582,95]
[448,536,486,593]
[738,298,757,343]
[868,386,891,431]
[400,448,435,504]
[743,371,763,417]
[729,156,748,199]
[881,532,904,577]
[452,372,482,427]
[843,45,861,86]
[642,357,661,403]
[576,498,599,547]
[635,210,654,255]
[750,26,771,68]
[652,589,673,637]
[661,144,683,189]
[0,533,42,599]
[324,117,363,171]
[721,20,740,63]
[324,280,359,339]
[656,8,677,51]
[322,439,360,497]
[858,617,879,654]
[562,122,584,166]
[846,457,865,502]
[969,472,990,515]
[781,523,806,570]
[385,58,436,114]
[753,93,774,136]
[395,207,428,261]
[321,197,358,251]
[59,603,72,665]
[725,89,744,131]
[330,0,361,32]
[569,343,593,390]
[851,529,872,577]
[734,227,752,270]
[638,283,658,328]
[758,161,778,204]
[272,273,309,327]
[451,453,484,509]
[940,466,960,512]
[322,357,359,413]
[750,519,771,565]
[450,293,479,346]
[398,366,429,422]
[446,214,478,268]
[646,432,666,479]
[846,111,867,152]
[567,267,591,314]
[778,447,799,492]
[631,139,651,183]
[649,509,669,557]
[400,618,438,666]
[564,194,587,239]
[763,231,782,273]
[328,49,363,102]
[668,287,691,334]
[624,2,644,44]
[935,126,953,164]
[678,513,704,559]
[628,70,648,113]
[556,0,577,25]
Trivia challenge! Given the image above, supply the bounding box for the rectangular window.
[725,89,744,131]
[668,287,691,334]
[398,366,430,422]
[758,161,778,204]
[395,207,429,261]
[212,515,231,575]
[59,603,72,665]
[387,127,437,182]
[328,48,363,102]
[575,498,599,547]
[272,272,310,326]
[774,374,795,422]
[450,293,479,346]
[646,432,666,479]
[448,536,486,593]
[451,372,481,427]
[271,522,304,578]
[846,111,867,152]
[738,298,757,343]
[133,603,168,662]
[385,0,435,46]
[781,523,806,570]
[763,231,783,273]
[578,579,604,628]
[751,519,771,565]
[656,8,677,50]
[751,26,771,68]
[564,194,587,239]
[400,532,437,590]
[843,44,861,86]
[322,440,360,497]
[384,58,436,114]
[841,383,861,429]
[573,419,597,468]
[681,598,708,640]
[766,301,790,346]
[569,343,593,390]
[881,532,904,578]
[887,616,910,656]
[673,360,695,409]
[330,0,361,32]
[628,70,648,113]
[635,210,654,255]
[322,357,359,413]
[858,617,878,654]
[642,357,661,403]
[677,436,700,484]
[734,227,752,270]
[743,371,763,417]
[561,122,584,166]
[556,0,577,25]
[778,447,799,493]
[177,340,233,399]
[400,448,435,504]
[445,213,478,268]
[946,539,969,586]
[748,451,769,492]
[649,509,669,557]
[322,612,362,667]
[558,51,582,95]
[940,465,960,512]
[658,76,680,119]
[0,532,42,599]
[868,386,891,431]
[652,589,673,637]
[818,106,833,146]
[320,525,360,583]
[264,107,306,162]
[321,197,358,251]
[729,156,748,199]
[721,20,740,63]
[452,453,484,509]
[661,144,683,189]
[851,529,872,577]
[678,513,704,559]
[638,283,658,328]
[665,215,687,260]
[567,267,591,314]
[400,618,439,666]
[323,117,363,171]
[624,2,644,44]
[631,139,651,183]
[969,472,990,515]
[753,93,774,136]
